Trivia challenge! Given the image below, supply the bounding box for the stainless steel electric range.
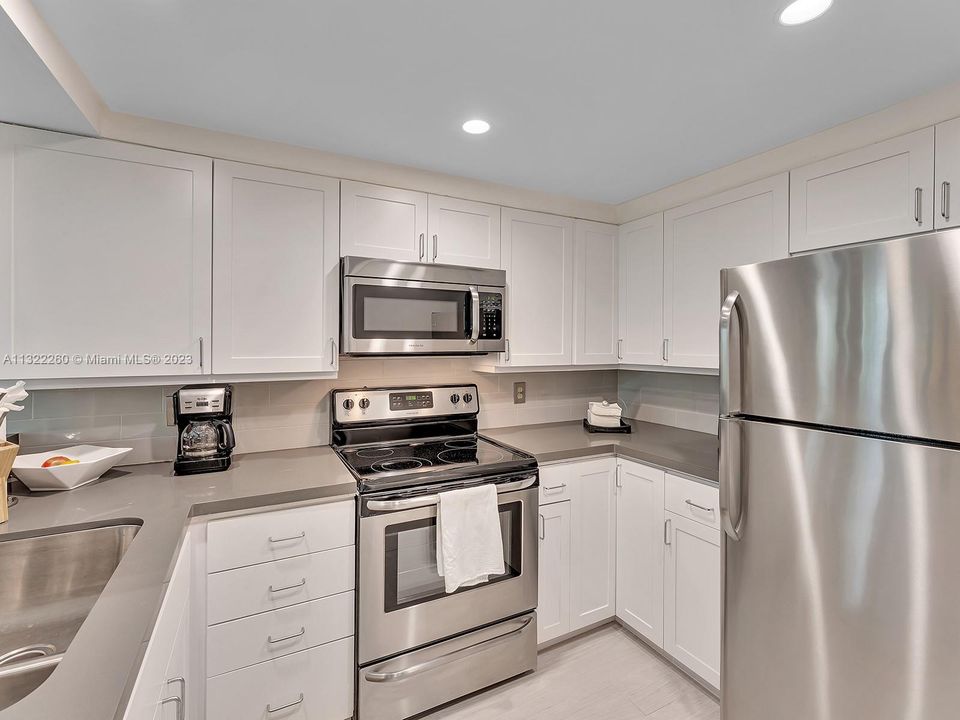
[331,384,539,720]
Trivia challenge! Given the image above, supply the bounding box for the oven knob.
[463,392,473,404]
[342,399,354,411]
[450,393,461,404]
[359,397,371,410]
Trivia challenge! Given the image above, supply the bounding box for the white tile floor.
[429,623,720,720]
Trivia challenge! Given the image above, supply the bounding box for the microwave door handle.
[469,286,480,344]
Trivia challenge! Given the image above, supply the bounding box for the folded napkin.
[435,484,505,593]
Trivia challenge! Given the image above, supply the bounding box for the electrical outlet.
[513,381,526,404]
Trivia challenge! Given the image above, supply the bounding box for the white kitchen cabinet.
[340,181,427,262]
[213,161,340,374]
[427,195,501,268]
[615,460,665,646]
[664,511,721,690]
[573,221,619,365]
[0,124,212,380]
[935,117,960,230]
[569,458,617,630]
[501,209,575,366]
[618,214,664,366]
[663,173,788,369]
[790,128,935,252]
[537,499,571,644]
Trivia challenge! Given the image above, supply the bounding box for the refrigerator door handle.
[719,289,743,417]
[720,418,745,541]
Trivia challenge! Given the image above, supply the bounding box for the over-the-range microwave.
[341,256,506,356]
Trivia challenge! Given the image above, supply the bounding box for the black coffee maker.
[173,384,236,475]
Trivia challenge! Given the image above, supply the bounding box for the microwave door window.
[354,285,468,339]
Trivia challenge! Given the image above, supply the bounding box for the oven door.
[358,475,538,665]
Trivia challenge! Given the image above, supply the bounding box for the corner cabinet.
[0,124,212,380]
[212,161,340,374]
[573,221,619,365]
[500,209,574,367]
[663,174,789,369]
[617,214,664,366]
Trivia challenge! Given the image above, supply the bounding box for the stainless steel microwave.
[341,256,506,355]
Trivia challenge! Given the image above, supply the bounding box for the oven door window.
[353,284,471,340]
[384,501,522,612]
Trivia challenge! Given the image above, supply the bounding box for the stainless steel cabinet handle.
[433,234,439,261]
[662,338,669,362]
[330,338,337,366]
[685,499,715,514]
[504,338,511,362]
[364,616,534,683]
[163,677,185,720]
[419,233,425,260]
[719,290,743,417]
[615,463,622,488]
[267,693,304,714]
[366,476,537,511]
[618,338,623,360]
[542,483,566,491]
[943,181,951,221]
[538,513,545,540]
[161,696,183,720]
[664,518,671,546]
[915,187,923,225]
[268,577,306,593]
[199,337,204,372]
[469,286,480,344]
[268,531,305,543]
[268,626,306,644]
[720,418,745,541]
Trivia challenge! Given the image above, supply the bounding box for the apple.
[41,456,79,468]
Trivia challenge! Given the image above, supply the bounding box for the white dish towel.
[436,484,505,593]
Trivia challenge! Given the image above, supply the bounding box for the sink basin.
[0,522,141,710]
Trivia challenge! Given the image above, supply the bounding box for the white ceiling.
[0,9,94,136]
[25,0,960,203]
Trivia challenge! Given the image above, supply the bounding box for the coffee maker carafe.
[173,384,236,475]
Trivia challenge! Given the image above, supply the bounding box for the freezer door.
[721,418,960,720]
[720,228,960,444]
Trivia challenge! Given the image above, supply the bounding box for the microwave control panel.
[478,292,503,340]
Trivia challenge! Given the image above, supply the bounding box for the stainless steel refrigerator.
[719,228,960,720]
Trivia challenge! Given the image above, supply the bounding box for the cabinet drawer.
[539,464,573,505]
[207,500,354,573]
[665,474,719,530]
[207,637,354,720]
[207,591,354,677]
[207,546,354,625]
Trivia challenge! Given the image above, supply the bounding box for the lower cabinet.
[537,500,571,644]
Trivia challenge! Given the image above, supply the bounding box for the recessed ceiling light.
[779,0,833,25]
[462,119,491,135]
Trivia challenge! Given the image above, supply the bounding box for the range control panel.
[478,292,503,340]
[333,385,479,424]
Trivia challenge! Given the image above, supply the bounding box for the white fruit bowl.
[12,445,133,491]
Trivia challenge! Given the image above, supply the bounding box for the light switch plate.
[513,381,526,404]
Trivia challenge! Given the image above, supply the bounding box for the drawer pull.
[685,499,715,514]
[269,578,306,593]
[542,483,566,492]
[268,626,306,644]
[268,531,306,543]
[266,693,304,714]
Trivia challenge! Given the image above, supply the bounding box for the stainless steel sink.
[0,522,141,710]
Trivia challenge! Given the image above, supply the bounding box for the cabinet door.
[0,124,211,380]
[501,209,574,366]
[664,511,721,690]
[935,117,960,230]
[790,127,935,252]
[615,460,665,646]
[569,459,617,630]
[213,161,340,374]
[537,500,571,644]
[158,602,190,720]
[663,174,788,369]
[427,195,501,268]
[340,181,427,262]
[618,214,664,366]
[573,221,619,365]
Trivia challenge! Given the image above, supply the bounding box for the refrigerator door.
[721,417,960,720]
[720,228,960,444]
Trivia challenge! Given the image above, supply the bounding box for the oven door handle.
[469,286,480,344]
[366,476,537,512]
[362,615,534,683]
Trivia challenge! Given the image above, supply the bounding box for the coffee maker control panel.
[177,386,228,415]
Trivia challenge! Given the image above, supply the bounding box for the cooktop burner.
[370,457,433,473]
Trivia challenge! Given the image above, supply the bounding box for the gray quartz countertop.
[485,419,719,483]
[0,446,357,720]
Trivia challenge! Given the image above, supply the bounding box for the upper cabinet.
[0,124,212,380]
[790,128,935,253]
[573,220,619,365]
[213,161,340,374]
[500,209,575,367]
[341,181,500,268]
[618,214,664,366]
[340,181,427,262]
[663,174,789,369]
[935,117,960,230]
[428,195,501,268]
